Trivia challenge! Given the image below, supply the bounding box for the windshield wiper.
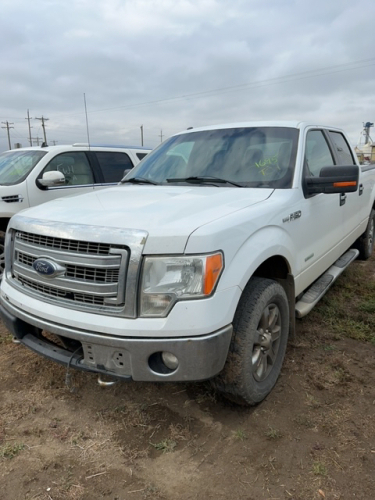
[121,177,158,185]
[166,176,243,187]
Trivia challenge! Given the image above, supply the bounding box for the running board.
[295,248,359,318]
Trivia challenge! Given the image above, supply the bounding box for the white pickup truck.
[1,121,374,405]
[0,144,151,274]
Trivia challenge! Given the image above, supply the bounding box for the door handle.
[359,184,364,196]
[340,193,347,206]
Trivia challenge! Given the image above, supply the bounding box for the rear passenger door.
[326,130,369,233]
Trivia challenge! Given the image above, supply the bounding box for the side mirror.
[305,165,359,196]
[37,170,66,188]
[119,168,132,184]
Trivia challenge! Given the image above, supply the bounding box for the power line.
[4,56,374,124]
[77,57,375,115]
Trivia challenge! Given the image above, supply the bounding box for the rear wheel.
[211,277,289,405]
[356,209,375,260]
[0,236,4,279]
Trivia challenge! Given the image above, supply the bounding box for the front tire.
[211,277,289,406]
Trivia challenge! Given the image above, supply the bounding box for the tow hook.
[97,374,118,388]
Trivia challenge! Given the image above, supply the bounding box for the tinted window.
[95,152,134,183]
[136,152,148,160]
[328,131,355,165]
[305,130,335,177]
[42,152,94,186]
[0,150,47,185]
[128,127,299,188]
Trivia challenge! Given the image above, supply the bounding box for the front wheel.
[211,277,289,406]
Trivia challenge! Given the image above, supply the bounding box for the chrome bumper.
[0,300,232,382]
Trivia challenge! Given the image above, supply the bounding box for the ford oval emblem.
[32,258,66,278]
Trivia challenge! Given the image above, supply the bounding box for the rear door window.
[95,152,134,183]
[328,131,355,165]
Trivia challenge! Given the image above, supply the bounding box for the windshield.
[125,127,299,188]
[0,150,47,185]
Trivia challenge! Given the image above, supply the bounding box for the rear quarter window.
[95,152,134,183]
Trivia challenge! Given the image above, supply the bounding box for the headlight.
[140,253,223,317]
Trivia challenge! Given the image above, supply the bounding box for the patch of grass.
[265,426,282,440]
[307,262,375,344]
[0,442,25,459]
[0,333,13,345]
[322,344,336,352]
[150,438,177,453]
[305,393,321,408]
[293,414,315,429]
[359,298,375,314]
[233,429,247,441]
[332,367,351,384]
[312,461,327,476]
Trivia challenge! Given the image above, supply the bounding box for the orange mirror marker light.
[204,253,223,295]
[333,181,357,188]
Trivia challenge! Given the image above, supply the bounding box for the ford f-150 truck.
[1,121,374,405]
[0,144,151,275]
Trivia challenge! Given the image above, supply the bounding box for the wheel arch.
[252,255,296,340]
[0,217,10,235]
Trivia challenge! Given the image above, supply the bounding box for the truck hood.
[16,185,273,253]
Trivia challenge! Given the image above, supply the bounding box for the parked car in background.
[0,143,151,274]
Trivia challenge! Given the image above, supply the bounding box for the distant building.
[355,122,375,164]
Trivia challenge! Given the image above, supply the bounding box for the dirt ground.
[1,261,375,500]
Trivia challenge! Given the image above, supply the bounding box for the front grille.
[12,230,130,315]
[65,264,119,283]
[18,275,67,298]
[17,231,111,255]
[18,251,119,283]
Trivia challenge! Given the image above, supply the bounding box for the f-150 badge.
[283,211,302,223]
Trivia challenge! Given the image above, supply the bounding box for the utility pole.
[35,116,49,144]
[31,136,42,146]
[159,129,164,143]
[140,125,144,146]
[1,121,14,150]
[25,110,33,146]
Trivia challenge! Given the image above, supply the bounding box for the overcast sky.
[1,0,375,152]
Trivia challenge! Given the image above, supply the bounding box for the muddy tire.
[211,277,289,406]
[356,209,375,260]
[0,236,4,279]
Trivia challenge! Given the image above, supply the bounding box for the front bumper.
[0,300,232,382]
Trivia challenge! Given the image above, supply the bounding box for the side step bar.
[295,248,359,318]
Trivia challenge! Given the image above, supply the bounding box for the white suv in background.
[0,143,151,273]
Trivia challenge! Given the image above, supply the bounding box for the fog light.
[161,352,179,370]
